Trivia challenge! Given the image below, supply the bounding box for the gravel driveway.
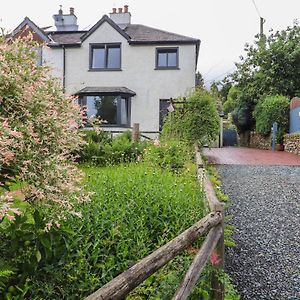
[218,165,300,300]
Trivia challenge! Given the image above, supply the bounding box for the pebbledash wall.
[64,23,196,134]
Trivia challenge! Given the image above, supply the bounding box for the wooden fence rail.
[85,144,225,300]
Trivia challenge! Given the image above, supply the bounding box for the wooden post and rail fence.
[85,144,225,300]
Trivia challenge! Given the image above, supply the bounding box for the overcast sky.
[1,0,299,86]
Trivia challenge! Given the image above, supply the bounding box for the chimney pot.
[124,5,129,13]
[112,7,117,13]
[70,7,74,15]
[118,7,123,13]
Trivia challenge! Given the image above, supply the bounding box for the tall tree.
[228,22,300,133]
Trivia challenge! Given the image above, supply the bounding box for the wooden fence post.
[132,123,140,141]
[212,202,225,300]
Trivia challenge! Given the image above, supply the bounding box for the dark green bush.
[0,205,70,299]
[253,95,290,136]
[79,130,145,165]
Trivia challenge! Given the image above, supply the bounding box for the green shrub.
[253,95,290,136]
[162,89,220,146]
[79,130,145,166]
[144,139,193,174]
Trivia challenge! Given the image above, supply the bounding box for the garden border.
[85,144,225,300]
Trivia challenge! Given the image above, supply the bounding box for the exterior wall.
[284,133,300,155]
[42,46,64,84]
[64,21,196,132]
[290,107,300,133]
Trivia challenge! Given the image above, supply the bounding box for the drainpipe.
[63,45,66,93]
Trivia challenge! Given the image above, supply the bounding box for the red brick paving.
[204,147,300,166]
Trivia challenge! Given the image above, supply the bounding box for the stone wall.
[284,133,300,155]
[249,132,271,150]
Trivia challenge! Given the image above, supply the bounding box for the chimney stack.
[109,5,131,29]
[53,6,78,31]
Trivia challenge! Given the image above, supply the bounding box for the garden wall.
[284,133,300,156]
[249,132,271,150]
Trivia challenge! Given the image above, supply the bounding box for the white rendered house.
[11,6,200,136]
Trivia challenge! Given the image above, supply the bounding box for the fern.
[0,263,15,293]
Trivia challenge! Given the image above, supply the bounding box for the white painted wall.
[42,46,64,84]
[64,21,197,132]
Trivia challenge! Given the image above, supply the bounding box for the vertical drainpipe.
[63,45,66,93]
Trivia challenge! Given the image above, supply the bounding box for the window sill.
[154,67,180,70]
[88,68,122,72]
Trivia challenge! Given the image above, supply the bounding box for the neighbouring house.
[290,97,300,133]
[10,5,200,137]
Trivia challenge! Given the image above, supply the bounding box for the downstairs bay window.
[78,95,131,127]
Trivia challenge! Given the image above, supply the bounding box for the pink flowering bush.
[0,37,86,220]
[0,36,90,297]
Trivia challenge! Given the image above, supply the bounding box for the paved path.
[204,148,300,299]
[204,147,300,166]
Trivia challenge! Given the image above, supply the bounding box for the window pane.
[95,96,118,124]
[158,52,167,67]
[86,96,100,120]
[168,52,177,67]
[92,48,105,68]
[107,47,121,69]
[81,95,129,126]
[120,98,128,125]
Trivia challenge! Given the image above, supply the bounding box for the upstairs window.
[156,48,179,69]
[90,43,121,70]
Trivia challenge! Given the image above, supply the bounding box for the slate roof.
[11,15,200,48]
[48,31,86,45]
[75,86,136,96]
[125,24,199,44]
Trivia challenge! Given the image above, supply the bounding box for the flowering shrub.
[0,37,86,220]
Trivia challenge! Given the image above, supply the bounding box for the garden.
[0,37,239,299]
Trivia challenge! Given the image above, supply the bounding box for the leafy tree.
[195,71,204,88]
[228,22,300,133]
[218,79,233,104]
[253,95,289,136]
[223,86,239,115]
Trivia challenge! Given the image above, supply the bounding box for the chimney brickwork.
[109,5,131,29]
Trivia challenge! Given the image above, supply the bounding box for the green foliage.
[195,71,204,88]
[0,205,70,299]
[0,157,205,298]
[227,23,300,133]
[223,86,240,115]
[253,95,290,136]
[0,36,86,220]
[79,130,145,166]
[144,139,193,174]
[206,166,236,248]
[162,89,220,146]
